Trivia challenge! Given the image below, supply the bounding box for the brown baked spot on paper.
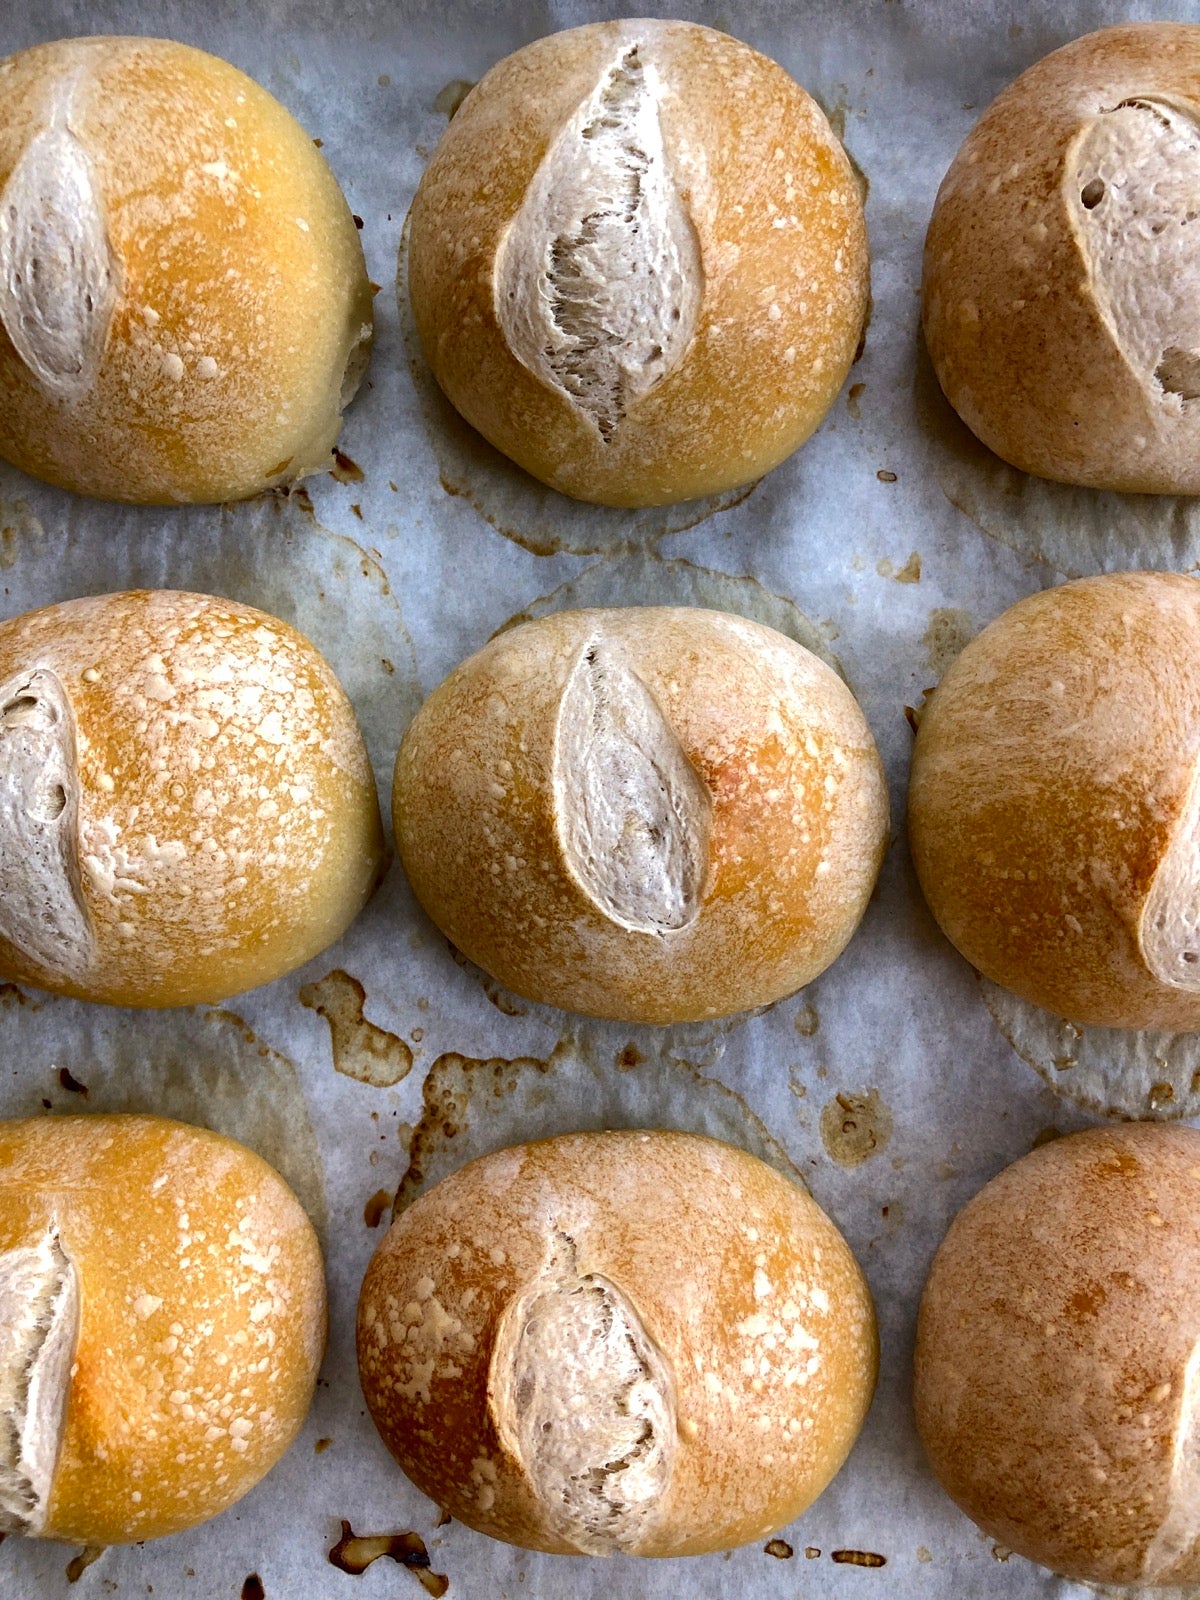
[328,1521,449,1594]
[300,970,413,1088]
[820,1089,892,1168]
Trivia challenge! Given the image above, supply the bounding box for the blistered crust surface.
[357,1131,877,1557]
[0,1113,325,1546]
[394,606,887,1023]
[0,35,373,503]
[410,19,868,505]
[0,590,380,1007]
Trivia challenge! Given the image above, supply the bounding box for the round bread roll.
[908,572,1200,1031]
[358,1130,876,1556]
[924,23,1200,493]
[0,589,383,1007]
[915,1124,1200,1586]
[0,35,372,503]
[407,19,867,507]
[0,1112,325,1545]
[393,606,888,1023]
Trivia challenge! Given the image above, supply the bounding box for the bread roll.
[915,1124,1200,1585]
[407,19,867,507]
[908,571,1200,1030]
[393,606,887,1023]
[0,1112,324,1545]
[924,23,1200,493]
[0,35,372,503]
[358,1130,876,1556]
[0,589,382,1007]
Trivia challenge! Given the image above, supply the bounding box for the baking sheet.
[0,0,1192,1595]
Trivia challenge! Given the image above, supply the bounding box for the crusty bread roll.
[908,572,1200,1030]
[0,1112,325,1545]
[915,1124,1200,1586]
[924,23,1200,493]
[0,589,382,1007]
[0,35,372,503]
[393,607,887,1023]
[407,19,867,507]
[358,1130,876,1556]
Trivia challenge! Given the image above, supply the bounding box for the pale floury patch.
[0,668,92,978]
[494,39,701,442]
[553,637,710,934]
[490,1231,675,1554]
[1070,97,1200,405]
[0,1230,80,1535]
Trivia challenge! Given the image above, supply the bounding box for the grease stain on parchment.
[0,994,326,1234]
[491,550,844,678]
[393,1036,805,1217]
[979,978,1200,1123]
[922,608,975,676]
[300,970,414,1088]
[433,79,475,119]
[328,1520,448,1595]
[398,213,758,557]
[915,338,1200,578]
[877,552,921,584]
[819,1089,892,1167]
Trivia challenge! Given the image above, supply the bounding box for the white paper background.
[0,1,1195,1596]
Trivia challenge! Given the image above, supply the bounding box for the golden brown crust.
[408,19,867,507]
[357,1130,877,1556]
[908,572,1200,1030]
[0,1113,326,1545]
[393,607,887,1023]
[0,36,372,503]
[0,589,383,1007]
[924,23,1200,492]
[915,1124,1200,1586]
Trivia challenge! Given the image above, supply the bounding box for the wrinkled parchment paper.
[1,2,1195,1596]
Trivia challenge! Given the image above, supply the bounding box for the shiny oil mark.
[300,970,414,1087]
[364,1188,393,1227]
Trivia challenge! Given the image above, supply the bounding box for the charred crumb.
[363,1189,392,1227]
[764,1538,794,1558]
[331,449,365,484]
[58,1067,88,1096]
[832,1549,887,1567]
[241,1578,266,1600]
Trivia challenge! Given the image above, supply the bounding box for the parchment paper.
[0,1,1190,1596]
